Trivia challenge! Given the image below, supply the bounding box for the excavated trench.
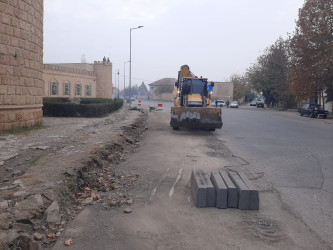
[1,109,148,250]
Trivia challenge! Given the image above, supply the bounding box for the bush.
[43,98,123,117]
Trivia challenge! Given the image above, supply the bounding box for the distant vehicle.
[215,100,225,107]
[250,101,257,106]
[230,101,239,108]
[256,102,264,108]
[298,104,328,118]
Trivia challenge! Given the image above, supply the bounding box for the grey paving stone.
[191,169,215,208]
[237,172,259,210]
[210,171,227,208]
[219,170,238,208]
[228,171,250,210]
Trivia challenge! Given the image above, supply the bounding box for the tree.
[154,85,174,95]
[246,38,295,108]
[138,82,149,95]
[231,74,254,101]
[289,0,333,102]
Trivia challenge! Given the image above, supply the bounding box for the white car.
[215,100,225,107]
[230,101,239,108]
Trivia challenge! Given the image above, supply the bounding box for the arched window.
[75,83,82,96]
[86,84,92,96]
[63,82,71,96]
[50,81,58,95]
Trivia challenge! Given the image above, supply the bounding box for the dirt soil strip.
[0,105,148,250]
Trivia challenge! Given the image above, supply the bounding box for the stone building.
[0,0,44,131]
[43,61,113,99]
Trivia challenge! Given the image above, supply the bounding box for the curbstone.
[219,170,238,208]
[228,171,250,210]
[237,172,259,210]
[191,169,215,208]
[210,171,227,209]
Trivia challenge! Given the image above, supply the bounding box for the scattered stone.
[13,179,27,189]
[109,200,118,206]
[45,201,61,225]
[126,199,133,205]
[0,200,9,209]
[13,222,33,233]
[30,146,50,150]
[47,212,61,225]
[123,207,132,213]
[15,194,44,211]
[0,161,4,166]
[34,232,43,241]
[81,197,93,206]
[45,201,59,214]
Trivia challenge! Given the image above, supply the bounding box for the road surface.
[53,102,333,250]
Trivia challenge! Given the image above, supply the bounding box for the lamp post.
[124,61,129,98]
[129,25,143,102]
[117,70,120,99]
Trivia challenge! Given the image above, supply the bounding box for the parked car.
[256,102,264,108]
[298,104,328,118]
[215,100,225,107]
[250,101,257,106]
[230,101,238,108]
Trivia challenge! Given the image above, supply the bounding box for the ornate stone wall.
[43,62,113,99]
[43,64,97,98]
[0,0,44,131]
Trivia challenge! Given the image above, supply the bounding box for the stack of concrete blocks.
[190,169,259,210]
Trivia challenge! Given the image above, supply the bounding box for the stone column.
[0,0,44,131]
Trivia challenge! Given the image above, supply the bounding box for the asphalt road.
[53,103,333,250]
[220,105,333,246]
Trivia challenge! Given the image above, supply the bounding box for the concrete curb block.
[228,171,250,210]
[219,170,238,208]
[191,169,215,208]
[191,169,259,210]
[210,171,227,208]
[238,172,260,210]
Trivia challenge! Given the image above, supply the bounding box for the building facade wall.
[43,62,113,99]
[0,0,44,131]
[94,61,113,99]
[43,64,97,98]
[212,82,234,102]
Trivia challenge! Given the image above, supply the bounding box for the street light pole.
[114,71,117,99]
[129,25,143,102]
[117,70,120,99]
[124,61,129,98]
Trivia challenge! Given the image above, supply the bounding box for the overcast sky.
[44,0,304,88]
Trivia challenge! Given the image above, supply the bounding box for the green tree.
[231,74,254,102]
[246,38,295,108]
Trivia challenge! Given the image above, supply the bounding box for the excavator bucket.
[170,107,223,130]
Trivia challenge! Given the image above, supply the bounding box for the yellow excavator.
[170,65,223,131]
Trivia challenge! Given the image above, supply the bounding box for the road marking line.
[169,168,183,199]
[149,168,170,201]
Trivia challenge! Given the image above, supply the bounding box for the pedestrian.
[226,100,229,108]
